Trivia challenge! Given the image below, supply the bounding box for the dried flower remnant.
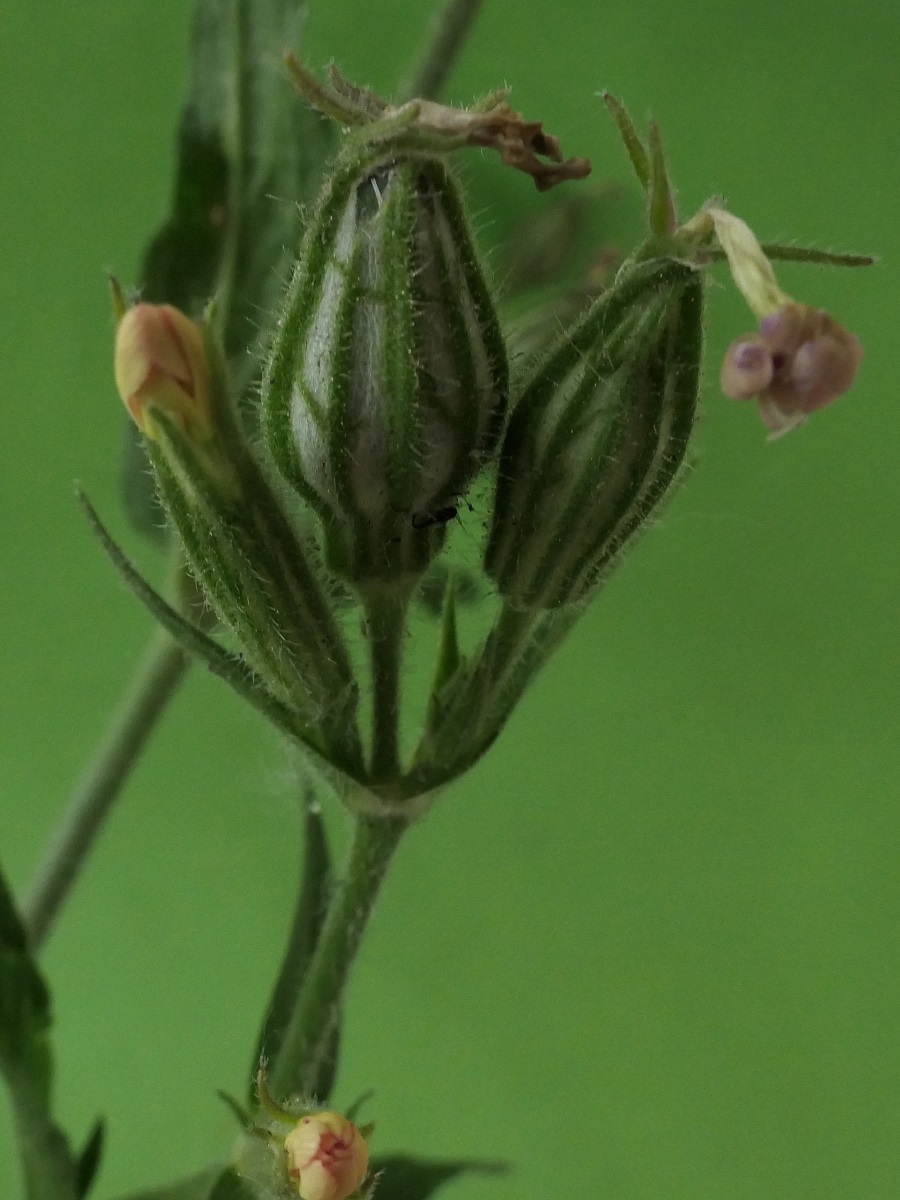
[681,207,864,437]
[283,1112,370,1200]
[285,56,591,192]
[114,301,214,442]
[721,305,863,437]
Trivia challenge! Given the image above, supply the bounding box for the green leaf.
[216,0,337,404]
[371,1155,507,1200]
[115,1165,235,1200]
[249,785,338,1104]
[122,0,337,538]
[123,0,233,544]
[0,865,79,1200]
[705,243,876,268]
[75,1118,105,1198]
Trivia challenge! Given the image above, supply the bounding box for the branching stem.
[269,813,407,1100]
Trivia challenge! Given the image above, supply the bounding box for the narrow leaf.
[75,1119,105,1198]
[218,0,337,404]
[705,244,876,268]
[0,865,79,1200]
[371,1155,507,1200]
[248,787,335,1104]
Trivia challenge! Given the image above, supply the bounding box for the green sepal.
[78,491,365,792]
[647,121,675,235]
[420,576,466,749]
[485,257,695,609]
[705,243,875,268]
[0,863,79,1200]
[601,92,651,191]
[75,1118,105,1198]
[371,1155,507,1200]
[248,789,339,1105]
[262,135,508,588]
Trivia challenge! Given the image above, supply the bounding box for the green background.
[1,1,898,1197]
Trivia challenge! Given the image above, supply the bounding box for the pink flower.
[720,303,863,438]
[283,1112,370,1200]
[114,303,214,441]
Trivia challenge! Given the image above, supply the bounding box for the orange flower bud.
[283,1112,369,1200]
[114,303,214,441]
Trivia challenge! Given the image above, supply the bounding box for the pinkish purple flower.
[720,303,863,438]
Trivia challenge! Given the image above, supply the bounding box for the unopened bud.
[114,303,214,441]
[284,1112,369,1200]
[264,150,507,585]
[486,258,703,608]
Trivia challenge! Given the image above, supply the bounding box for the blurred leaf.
[216,0,336,404]
[0,865,79,1200]
[75,1118,105,1198]
[122,0,337,538]
[415,563,480,617]
[116,1165,254,1200]
[123,0,232,543]
[249,786,338,1105]
[372,1155,507,1200]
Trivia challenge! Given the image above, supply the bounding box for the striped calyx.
[263,148,508,587]
[485,258,704,609]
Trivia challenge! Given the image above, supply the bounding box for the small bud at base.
[283,1113,369,1200]
[114,303,214,442]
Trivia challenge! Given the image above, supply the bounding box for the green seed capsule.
[485,258,703,609]
[263,147,508,587]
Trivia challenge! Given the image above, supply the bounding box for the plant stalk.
[22,630,189,949]
[401,0,486,102]
[269,813,408,1100]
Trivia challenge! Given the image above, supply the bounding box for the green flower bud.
[263,144,508,588]
[485,258,703,609]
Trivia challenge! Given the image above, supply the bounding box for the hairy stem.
[401,0,486,102]
[22,630,189,949]
[269,814,407,1100]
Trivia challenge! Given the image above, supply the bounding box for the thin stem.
[22,630,189,949]
[364,587,409,782]
[400,0,486,102]
[269,814,407,1100]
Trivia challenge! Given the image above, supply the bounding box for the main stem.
[22,630,189,949]
[269,814,407,1100]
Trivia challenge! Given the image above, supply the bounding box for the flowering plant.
[0,2,872,1198]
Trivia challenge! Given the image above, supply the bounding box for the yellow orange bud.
[114,303,214,441]
[283,1112,369,1200]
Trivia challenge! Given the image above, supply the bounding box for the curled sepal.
[485,258,703,609]
[263,147,508,587]
[285,57,591,192]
